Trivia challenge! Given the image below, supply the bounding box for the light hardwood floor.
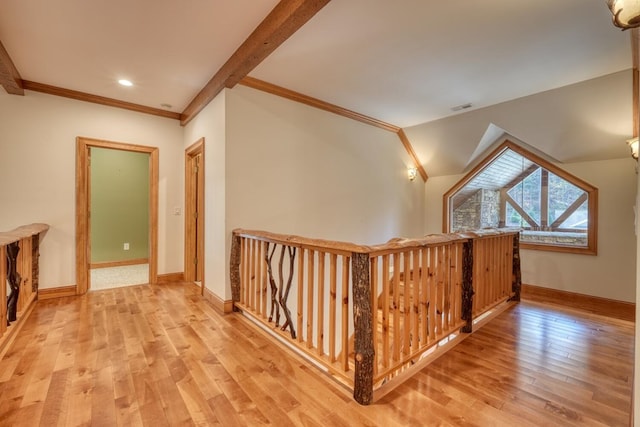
[0,282,633,426]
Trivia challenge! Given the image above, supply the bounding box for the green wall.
[90,147,149,263]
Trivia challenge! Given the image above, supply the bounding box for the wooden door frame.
[75,136,159,295]
[184,138,205,295]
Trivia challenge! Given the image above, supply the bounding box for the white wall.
[0,90,184,289]
[223,85,425,298]
[425,158,637,302]
[183,91,227,298]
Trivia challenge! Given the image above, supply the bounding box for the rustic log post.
[509,233,522,302]
[230,232,242,312]
[31,235,40,293]
[460,240,474,333]
[352,252,374,405]
[6,241,21,324]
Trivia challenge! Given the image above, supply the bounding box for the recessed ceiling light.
[118,79,133,87]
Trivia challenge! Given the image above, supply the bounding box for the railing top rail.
[233,228,520,256]
[0,223,49,246]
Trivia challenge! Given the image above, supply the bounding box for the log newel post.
[6,241,21,324]
[351,252,374,405]
[31,235,40,293]
[230,233,242,312]
[460,240,474,333]
[509,233,522,302]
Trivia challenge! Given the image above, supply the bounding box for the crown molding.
[240,77,428,182]
[22,80,182,120]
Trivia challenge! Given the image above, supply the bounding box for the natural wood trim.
[0,39,23,95]
[239,77,428,182]
[38,285,77,300]
[76,137,159,294]
[0,223,49,246]
[203,287,234,314]
[442,140,598,255]
[180,0,332,126]
[396,129,428,182]
[22,80,181,120]
[157,272,185,283]
[521,284,634,322]
[89,258,149,269]
[239,77,400,133]
[185,138,205,295]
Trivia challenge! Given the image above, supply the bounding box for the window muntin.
[444,141,597,254]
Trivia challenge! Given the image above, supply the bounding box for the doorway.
[76,137,159,294]
[185,138,205,294]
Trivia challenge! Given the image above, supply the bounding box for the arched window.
[443,141,597,254]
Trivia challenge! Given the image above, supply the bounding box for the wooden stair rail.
[0,223,49,357]
[230,227,521,405]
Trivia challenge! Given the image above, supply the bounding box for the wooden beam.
[0,39,23,95]
[180,0,331,126]
[239,77,428,182]
[22,80,181,120]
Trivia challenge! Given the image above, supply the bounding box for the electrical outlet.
[123,243,130,250]
[173,207,182,216]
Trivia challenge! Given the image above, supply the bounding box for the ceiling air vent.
[451,103,473,112]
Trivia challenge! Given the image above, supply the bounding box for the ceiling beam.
[180,0,331,126]
[239,77,428,182]
[0,39,24,95]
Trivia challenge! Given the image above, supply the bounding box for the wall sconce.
[606,0,640,29]
[628,137,639,160]
[407,166,418,181]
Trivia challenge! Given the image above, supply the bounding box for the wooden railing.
[230,228,521,405]
[0,223,49,356]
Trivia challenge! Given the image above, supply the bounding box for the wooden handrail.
[230,227,521,405]
[0,223,49,246]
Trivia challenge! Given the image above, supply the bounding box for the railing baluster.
[428,247,436,340]
[261,241,267,318]
[392,254,400,362]
[370,256,378,375]
[307,249,315,349]
[411,249,420,353]
[420,248,428,346]
[329,253,337,363]
[297,247,305,344]
[402,251,410,356]
[381,254,390,369]
[341,255,350,372]
[317,251,325,356]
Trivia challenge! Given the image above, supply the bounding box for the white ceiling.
[0,0,634,172]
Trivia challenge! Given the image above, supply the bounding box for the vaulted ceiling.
[0,0,634,176]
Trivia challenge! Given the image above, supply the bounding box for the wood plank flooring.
[0,282,633,426]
